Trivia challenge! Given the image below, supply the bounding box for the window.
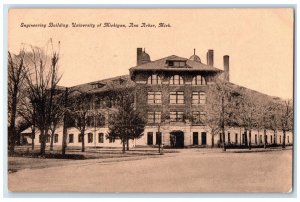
[235,133,238,144]
[167,61,186,67]
[69,134,74,143]
[170,111,184,122]
[147,112,161,124]
[219,133,222,143]
[270,135,273,144]
[147,92,162,104]
[192,111,200,124]
[260,135,263,144]
[88,133,93,143]
[54,134,59,143]
[192,92,206,104]
[109,137,115,143]
[228,133,231,143]
[170,75,184,85]
[147,75,161,85]
[170,91,184,104]
[279,135,281,144]
[147,132,153,145]
[287,136,290,143]
[192,75,206,85]
[156,132,162,145]
[46,134,50,143]
[78,133,83,143]
[255,134,257,144]
[98,133,104,143]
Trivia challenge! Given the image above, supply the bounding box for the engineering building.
[21,48,293,148]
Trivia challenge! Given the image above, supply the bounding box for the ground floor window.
[147,132,153,145]
[54,134,59,143]
[78,133,82,143]
[88,133,93,143]
[201,132,207,145]
[109,137,115,143]
[235,133,238,144]
[46,135,50,143]
[270,135,273,144]
[69,134,74,143]
[98,133,104,143]
[156,132,162,145]
[259,135,263,144]
[227,133,230,144]
[255,134,257,144]
[219,133,222,143]
[279,135,281,143]
[287,136,290,143]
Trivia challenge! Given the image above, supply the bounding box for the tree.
[278,99,293,149]
[69,91,91,152]
[107,89,146,153]
[206,79,235,151]
[8,50,27,154]
[236,92,259,150]
[24,41,62,155]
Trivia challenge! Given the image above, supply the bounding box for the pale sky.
[8,8,294,99]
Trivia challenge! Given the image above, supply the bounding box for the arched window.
[147,74,161,85]
[170,75,184,85]
[192,75,206,85]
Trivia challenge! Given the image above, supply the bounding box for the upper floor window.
[69,134,74,143]
[54,134,59,143]
[192,111,206,124]
[98,133,104,143]
[147,75,161,85]
[148,91,162,104]
[192,92,206,104]
[170,75,184,85]
[147,111,161,124]
[192,75,206,85]
[170,91,184,104]
[167,61,186,67]
[170,111,184,122]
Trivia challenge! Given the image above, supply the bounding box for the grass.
[8,145,178,173]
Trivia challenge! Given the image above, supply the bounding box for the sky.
[8,8,294,99]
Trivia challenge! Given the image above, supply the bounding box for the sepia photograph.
[7,8,294,193]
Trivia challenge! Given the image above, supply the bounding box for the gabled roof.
[130,55,222,72]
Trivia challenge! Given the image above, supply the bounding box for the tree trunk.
[81,133,85,152]
[222,130,226,151]
[282,130,286,149]
[244,129,248,147]
[40,129,46,155]
[62,88,68,156]
[126,138,129,151]
[248,130,252,150]
[8,86,18,155]
[122,138,126,153]
[31,127,35,151]
[50,131,54,151]
[264,129,267,149]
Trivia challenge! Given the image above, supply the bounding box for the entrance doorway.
[201,132,207,145]
[170,131,184,148]
[193,132,199,145]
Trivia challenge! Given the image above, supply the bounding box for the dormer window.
[167,60,186,67]
[147,75,161,85]
[91,82,105,89]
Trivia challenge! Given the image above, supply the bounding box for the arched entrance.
[170,131,184,148]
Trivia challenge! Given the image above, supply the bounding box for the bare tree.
[8,50,27,154]
[24,41,62,155]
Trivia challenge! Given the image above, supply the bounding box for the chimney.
[206,49,214,66]
[137,48,143,65]
[223,55,230,82]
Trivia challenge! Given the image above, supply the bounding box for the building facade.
[21,48,293,148]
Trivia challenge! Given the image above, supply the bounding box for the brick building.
[21,48,293,148]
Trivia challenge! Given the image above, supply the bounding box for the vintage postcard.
[7,8,294,193]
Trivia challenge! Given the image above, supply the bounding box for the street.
[8,149,292,192]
